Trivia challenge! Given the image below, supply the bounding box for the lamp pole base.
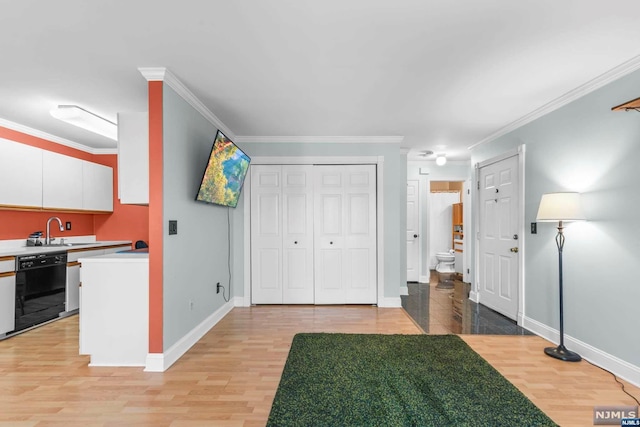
[544,345,581,362]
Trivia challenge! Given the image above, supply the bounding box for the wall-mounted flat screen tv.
[195,130,251,208]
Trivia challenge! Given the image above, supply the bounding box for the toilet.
[435,250,455,289]
[435,250,455,273]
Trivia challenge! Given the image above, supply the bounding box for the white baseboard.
[469,290,479,303]
[144,300,235,372]
[522,316,640,388]
[418,275,430,284]
[399,286,408,296]
[234,295,250,307]
[378,297,402,308]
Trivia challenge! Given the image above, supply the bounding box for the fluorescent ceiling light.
[50,105,117,140]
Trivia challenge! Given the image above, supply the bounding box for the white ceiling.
[2,1,640,159]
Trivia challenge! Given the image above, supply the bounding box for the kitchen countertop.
[0,241,132,258]
[79,252,149,263]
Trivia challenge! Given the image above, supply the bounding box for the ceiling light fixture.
[50,105,118,140]
[435,155,447,166]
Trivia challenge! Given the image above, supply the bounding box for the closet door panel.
[344,165,377,304]
[314,166,346,304]
[251,166,283,304]
[282,165,314,303]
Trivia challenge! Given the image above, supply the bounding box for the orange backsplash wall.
[0,126,149,244]
[0,211,95,240]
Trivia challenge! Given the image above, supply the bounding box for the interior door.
[478,155,519,320]
[251,165,283,304]
[314,165,377,304]
[406,180,420,282]
[282,166,314,303]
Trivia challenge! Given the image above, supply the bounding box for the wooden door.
[314,165,377,304]
[406,180,420,282]
[478,155,519,320]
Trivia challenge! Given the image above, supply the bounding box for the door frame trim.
[473,145,526,325]
[242,156,385,307]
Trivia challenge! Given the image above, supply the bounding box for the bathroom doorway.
[428,181,464,276]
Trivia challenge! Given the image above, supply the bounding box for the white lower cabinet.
[66,262,81,312]
[74,245,130,354]
[0,273,16,335]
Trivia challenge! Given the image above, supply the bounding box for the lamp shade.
[536,192,586,222]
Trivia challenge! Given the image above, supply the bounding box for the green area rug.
[267,333,557,426]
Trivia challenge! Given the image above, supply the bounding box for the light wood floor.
[1,307,638,426]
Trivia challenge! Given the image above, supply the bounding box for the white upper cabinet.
[1,138,113,212]
[0,138,43,208]
[82,160,113,212]
[42,150,83,210]
[117,112,148,205]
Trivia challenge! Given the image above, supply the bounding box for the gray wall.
[162,85,231,350]
[231,142,405,300]
[471,69,640,368]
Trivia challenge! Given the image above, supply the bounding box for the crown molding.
[400,147,411,155]
[234,135,404,144]
[0,117,103,154]
[138,67,236,140]
[468,54,640,151]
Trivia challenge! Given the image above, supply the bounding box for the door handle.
[510,247,519,253]
[413,234,418,238]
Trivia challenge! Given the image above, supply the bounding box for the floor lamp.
[536,192,585,362]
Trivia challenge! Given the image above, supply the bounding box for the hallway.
[401,272,532,335]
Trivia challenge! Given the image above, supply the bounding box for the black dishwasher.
[13,251,67,334]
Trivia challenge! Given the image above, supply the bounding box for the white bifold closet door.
[251,165,314,304]
[314,165,377,304]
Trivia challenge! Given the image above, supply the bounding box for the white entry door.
[251,165,314,304]
[478,155,519,320]
[314,165,377,304]
[406,180,419,282]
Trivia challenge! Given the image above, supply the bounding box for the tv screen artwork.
[195,130,251,208]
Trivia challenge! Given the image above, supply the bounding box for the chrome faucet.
[46,217,64,245]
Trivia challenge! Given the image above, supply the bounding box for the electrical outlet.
[216,282,221,294]
[65,221,72,230]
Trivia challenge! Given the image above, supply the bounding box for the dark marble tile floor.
[401,274,533,336]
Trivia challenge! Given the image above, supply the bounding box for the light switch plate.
[169,220,178,235]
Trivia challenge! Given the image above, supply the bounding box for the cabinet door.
[117,112,149,204]
[66,262,80,312]
[42,150,83,210]
[0,138,42,208]
[83,160,113,212]
[0,273,16,335]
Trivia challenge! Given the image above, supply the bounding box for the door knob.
[510,247,519,253]
[330,241,333,245]
[413,234,418,238]
[294,241,298,244]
